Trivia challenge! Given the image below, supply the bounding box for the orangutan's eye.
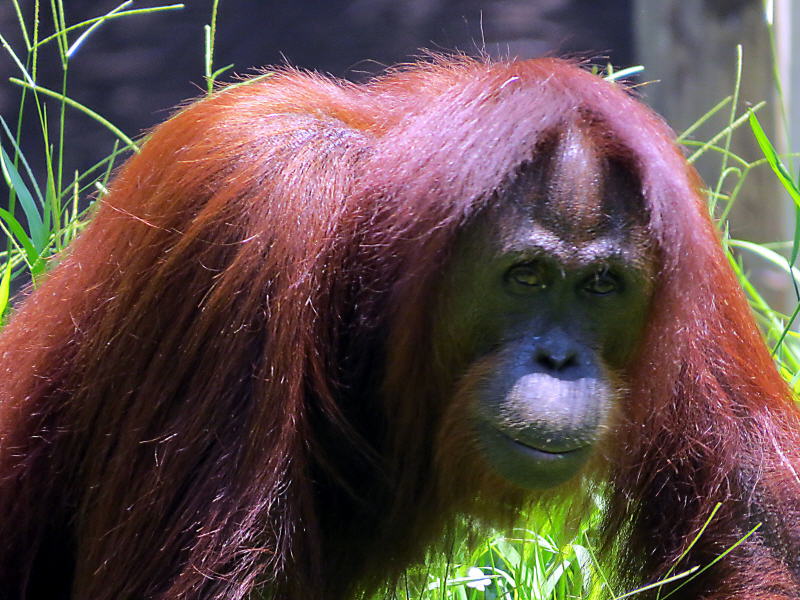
[583,270,621,296]
[506,263,549,291]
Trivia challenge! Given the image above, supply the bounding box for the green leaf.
[0,116,44,204]
[749,111,800,207]
[0,259,12,320]
[0,144,46,250]
[0,206,40,265]
[541,559,570,597]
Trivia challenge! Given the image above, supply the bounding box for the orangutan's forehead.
[499,123,646,245]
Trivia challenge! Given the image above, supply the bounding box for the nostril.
[535,351,578,372]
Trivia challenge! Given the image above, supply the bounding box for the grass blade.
[0,144,45,250]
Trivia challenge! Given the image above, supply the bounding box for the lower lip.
[496,429,588,460]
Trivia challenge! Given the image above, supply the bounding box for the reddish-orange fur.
[0,57,798,599]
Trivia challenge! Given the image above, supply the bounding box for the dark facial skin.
[439,125,653,489]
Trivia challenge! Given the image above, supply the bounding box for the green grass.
[0,0,183,319]
[382,503,604,600]
[2,2,799,599]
